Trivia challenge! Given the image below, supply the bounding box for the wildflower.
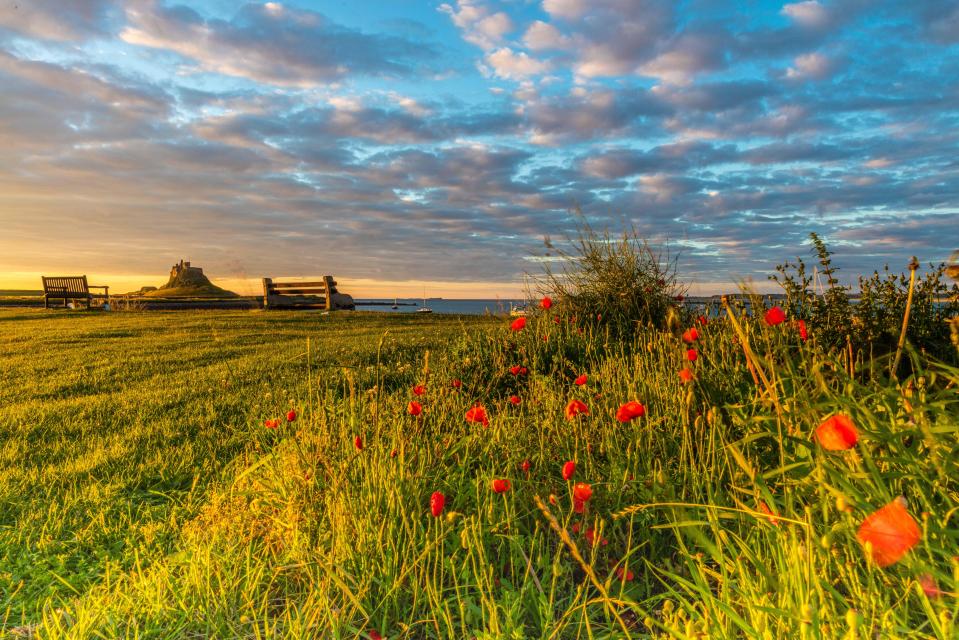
[562,460,576,481]
[697,315,708,326]
[615,565,635,582]
[510,317,526,331]
[412,384,426,396]
[368,630,383,640]
[541,296,553,309]
[286,409,297,423]
[574,374,587,386]
[509,395,521,405]
[572,482,592,503]
[686,349,698,362]
[815,414,858,450]
[353,435,363,450]
[764,306,786,326]
[520,459,531,473]
[678,367,695,384]
[797,319,808,342]
[548,494,558,505]
[564,399,589,420]
[571,522,580,534]
[616,401,646,423]
[491,478,511,493]
[758,501,780,526]
[519,366,528,375]
[407,401,423,416]
[264,418,280,429]
[430,491,446,517]
[465,404,489,427]
[585,527,608,546]
[682,328,699,343]
[390,448,398,458]
[857,497,921,567]
[452,378,462,389]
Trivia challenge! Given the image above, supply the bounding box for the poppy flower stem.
[722,297,782,416]
[890,257,919,380]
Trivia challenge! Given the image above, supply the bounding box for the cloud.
[523,20,571,51]
[120,1,437,86]
[0,0,116,41]
[781,1,831,29]
[785,52,836,79]
[439,0,513,50]
[484,48,551,79]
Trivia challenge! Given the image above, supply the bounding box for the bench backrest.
[42,276,90,297]
[262,276,337,309]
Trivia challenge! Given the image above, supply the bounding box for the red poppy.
[572,482,592,503]
[574,374,587,386]
[510,317,526,331]
[264,418,280,429]
[758,501,780,526]
[797,319,808,342]
[541,296,553,309]
[286,409,297,423]
[585,527,608,546]
[509,395,521,405]
[614,565,634,582]
[764,306,786,326]
[815,414,858,450]
[678,367,695,384]
[564,399,589,420]
[491,478,511,493]
[682,328,699,343]
[407,401,423,416]
[561,460,576,481]
[520,459,531,473]
[465,404,489,427]
[390,448,398,458]
[857,497,921,567]
[430,491,445,517]
[553,315,561,324]
[353,435,363,451]
[412,384,426,396]
[368,630,383,640]
[571,522,580,534]
[519,366,528,375]
[451,378,462,389]
[616,401,646,423]
[686,348,698,362]
[697,315,708,326]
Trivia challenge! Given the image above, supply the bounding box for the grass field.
[0,309,496,634]
[1,305,956,638]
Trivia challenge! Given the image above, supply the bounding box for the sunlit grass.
[2,305,956,638]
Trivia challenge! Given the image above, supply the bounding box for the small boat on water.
[391,297,398,310]
[416,290,432,313]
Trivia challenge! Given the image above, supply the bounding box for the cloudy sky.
[1,0,957,297]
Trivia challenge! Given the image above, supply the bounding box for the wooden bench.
[41,276,110,309]
[262,276,338,310]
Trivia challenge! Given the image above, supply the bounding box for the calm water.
[355,299,526,315]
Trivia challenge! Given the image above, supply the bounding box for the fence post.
[262,278,272,310]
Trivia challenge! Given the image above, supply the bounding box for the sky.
[0,0,957,298]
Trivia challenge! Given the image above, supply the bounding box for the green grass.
[0,309,495,631]
[1,306,956,638]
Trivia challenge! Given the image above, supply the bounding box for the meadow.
[1,293,956,638]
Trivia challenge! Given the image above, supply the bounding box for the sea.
[354,298,526,315]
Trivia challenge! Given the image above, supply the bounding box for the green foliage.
[538,216,685,341]
[771,232,959,362]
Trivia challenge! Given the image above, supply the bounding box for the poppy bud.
[286,410,297,423]
[451,379,462,389]
[562,460,576,481]
[520,459,531,473]
[353,436,363,450]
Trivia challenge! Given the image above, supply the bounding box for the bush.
[771,232,959,363]
[536,216,685,340]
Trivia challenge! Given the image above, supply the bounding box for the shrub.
[536,216,685,340]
